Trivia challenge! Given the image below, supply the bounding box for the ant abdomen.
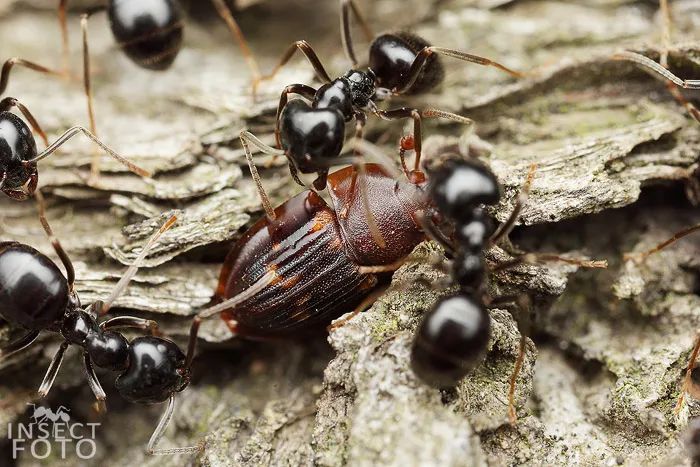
[279,99,345,174]
[411,294,491,389]
[0,112,38,194]
[115,336,189,404]
[369,32,444,94]
[108,0,185,71]
[0,242,69,330]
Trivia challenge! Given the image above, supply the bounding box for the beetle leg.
[327,283,389,332]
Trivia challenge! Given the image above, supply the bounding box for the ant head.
[427,159,501,224]
[0,112,38,200]
[411,293,490,388]
[107,0,184,71]
[368,32,444,94]
[341,69,376,109]
[279,99,345,177]
[115,336,189,404]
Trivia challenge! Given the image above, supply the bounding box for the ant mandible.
[407,158,606,424]
[0,201,199,455]
[211,0,516,190]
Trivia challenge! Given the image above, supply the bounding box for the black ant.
[58,0,185,71]
[209,0,519,191]
[0,13,150,197]
[407,158,606,423]
[0,201,200,455]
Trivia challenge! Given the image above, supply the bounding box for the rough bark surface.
[0,0,699,466]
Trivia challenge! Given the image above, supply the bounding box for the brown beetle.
[213,163,429,338]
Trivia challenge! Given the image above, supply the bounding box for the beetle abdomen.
[218,191,373,337]
[0,242,68,330]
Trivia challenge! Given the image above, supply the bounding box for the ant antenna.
[239,130,284,221]
[100,215,178,315]
[612,51,700,90]
[184,270,277,369]
[28,126,151,178]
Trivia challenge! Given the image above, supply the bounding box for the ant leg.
[253,41,332,96]
[239,130,285,220]
[0,330,40,360]
[415,210,458,257]
[491,252,608,272]
[28,126,150,178]
[147,394,204,455]
[58,0,69,74]
[80,14,101,183]
[486,293,531,424]
[37,341,69,398]
[100,215,178,315]
[394,47,523,95]
[34,190,76,290]
[624,224,700,263]
[675,331,700,415]
[328,283,388,331]
[0,97,49,146]
[0,58,63,97]
[34,190,77,287]
[489,164,537,246]
[83,353,107,413]
[374,107,473,174]
[340,0,375,67]
[340,0,357,66]
[210,0,261,84]
[99,316,160,335]
[275,84,317,147]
